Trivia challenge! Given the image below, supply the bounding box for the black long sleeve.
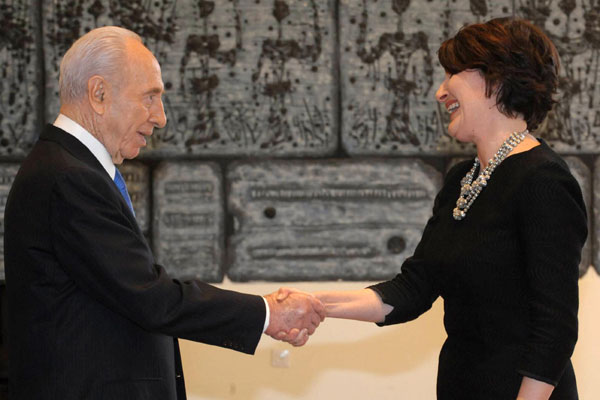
[369,140,586,399]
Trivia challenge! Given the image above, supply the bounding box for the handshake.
[263,287,326,347]
[263,287,387,346]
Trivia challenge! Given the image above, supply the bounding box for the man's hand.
[264,288,325,346]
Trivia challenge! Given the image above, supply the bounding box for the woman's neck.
[473,118,530,168]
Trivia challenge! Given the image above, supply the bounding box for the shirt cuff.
[262,297,270,333]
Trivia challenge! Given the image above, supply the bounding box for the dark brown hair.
[437,17,560,131]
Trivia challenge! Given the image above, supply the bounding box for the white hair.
[58,26,142,104]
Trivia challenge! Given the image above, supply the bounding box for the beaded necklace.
[452,129,528,221]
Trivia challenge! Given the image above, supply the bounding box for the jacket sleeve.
[50,167,265,354]
[368,254,439,326]
[515,162,587,385]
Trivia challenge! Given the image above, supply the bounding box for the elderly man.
[4,26,322,399]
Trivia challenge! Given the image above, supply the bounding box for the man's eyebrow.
[145,87,163,95]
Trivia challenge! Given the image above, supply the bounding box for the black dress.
[370,141,587,399]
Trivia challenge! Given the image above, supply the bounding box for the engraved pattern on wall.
[161,0,337,157]
[535,0,600,152]
[227,159,442,281]
[153,162,224,282]
[0,1,38,156]
[341,0,600,155]
[43,0,337,157]
[2,0,597,282]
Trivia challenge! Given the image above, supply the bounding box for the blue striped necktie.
[113,168,135,216]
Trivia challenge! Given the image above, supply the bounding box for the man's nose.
[150,98,167,129]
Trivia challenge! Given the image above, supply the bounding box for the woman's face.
[435,69,497,143]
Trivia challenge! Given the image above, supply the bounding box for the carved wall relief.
[153,162,224,281]
[227,159,441,281]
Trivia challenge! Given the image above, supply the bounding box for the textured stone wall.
[227,159,441,281]
[1,0,599,281]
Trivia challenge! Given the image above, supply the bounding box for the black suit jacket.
[4,125,266,399]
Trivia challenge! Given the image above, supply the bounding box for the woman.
[282,18,587,399]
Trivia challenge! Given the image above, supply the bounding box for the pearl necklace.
[453,130,528,221]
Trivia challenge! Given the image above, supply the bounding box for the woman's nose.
[435,82,448,103]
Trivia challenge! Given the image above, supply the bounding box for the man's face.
[101,40,166,164]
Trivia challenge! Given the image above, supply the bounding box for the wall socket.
[271,349,291,368]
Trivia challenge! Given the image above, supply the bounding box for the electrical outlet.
[271,349,291,368]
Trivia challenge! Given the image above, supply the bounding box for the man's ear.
[88,76,106,115]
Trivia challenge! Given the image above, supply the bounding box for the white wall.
[181,271,600,399]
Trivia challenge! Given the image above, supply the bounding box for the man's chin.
[113,150,141,164]
[127,148,143,159]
